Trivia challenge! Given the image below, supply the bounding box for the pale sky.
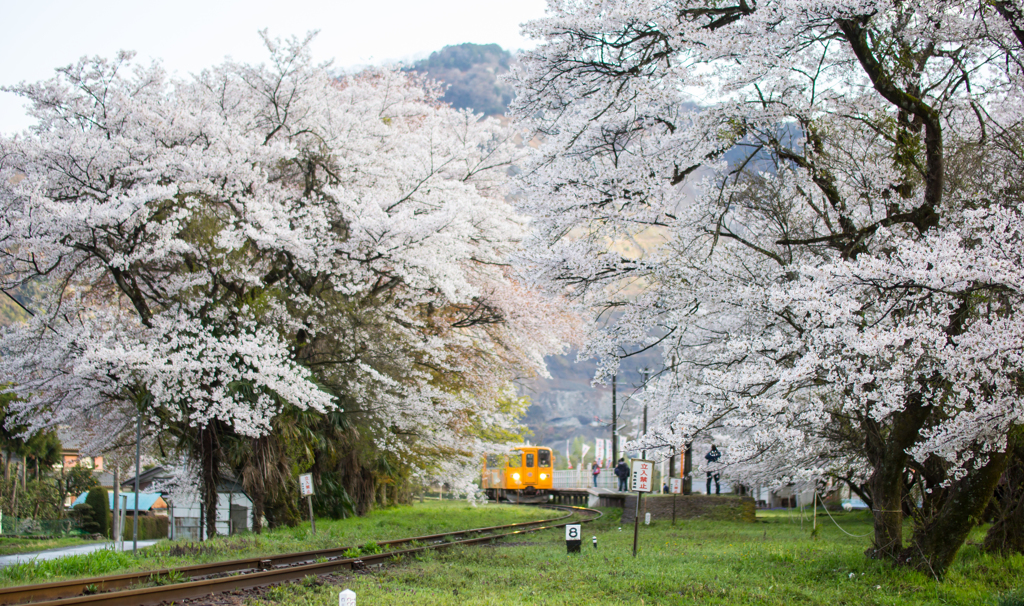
[0,0,549,134]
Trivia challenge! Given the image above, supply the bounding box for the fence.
[0,517,80,536]
[553,469,620,490]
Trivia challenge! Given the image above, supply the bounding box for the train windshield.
[538,450,551,467]
[486,455,502,469]
[508,453,522,467]
[525,453,535,467]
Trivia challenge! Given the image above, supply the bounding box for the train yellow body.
[481,446,554,503]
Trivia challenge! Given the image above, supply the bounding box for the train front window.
[486,455,501,469]
[538,450,551,467]
[525,453,535,467]
[508,453,522,467]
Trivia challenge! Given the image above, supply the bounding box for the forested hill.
[0,286,35,326]
[406,43,514,116]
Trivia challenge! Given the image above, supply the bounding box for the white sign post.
[565,523,581,554]
[630,459,654,492]
[339,588,356,606]
[630,459,653,557]
[299,473,316,534]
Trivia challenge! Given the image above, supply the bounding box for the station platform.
[548,487,627,508]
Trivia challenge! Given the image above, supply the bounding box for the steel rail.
[0,505,598,606]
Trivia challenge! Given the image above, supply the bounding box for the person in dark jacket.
[705,445,721,495]
[613,458,630,491]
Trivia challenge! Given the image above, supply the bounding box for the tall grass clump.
[0,548,134,584]
[998,587,1024,606]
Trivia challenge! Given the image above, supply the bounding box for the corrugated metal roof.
[71,492,166,511]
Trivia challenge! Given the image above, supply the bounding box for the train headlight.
[539,473,547,480]
[512,472,521,481]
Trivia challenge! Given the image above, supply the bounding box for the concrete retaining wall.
[621,494,756,523]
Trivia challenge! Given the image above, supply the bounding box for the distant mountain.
[0,283,38,326]
[520,347,662,452]
[407,43,514,116]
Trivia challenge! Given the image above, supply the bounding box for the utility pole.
[133,410,141,556]
[611,374,618,463]
[639,369,649,459]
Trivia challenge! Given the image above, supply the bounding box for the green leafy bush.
[84,488,108,537]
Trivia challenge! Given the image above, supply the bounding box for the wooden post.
[112,468,120,546]
[307,495,316,534]
[632,491,642,557]
[672,493,677,525]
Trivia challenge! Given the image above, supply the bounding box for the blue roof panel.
[71,492,163,510]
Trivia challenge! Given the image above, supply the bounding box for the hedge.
[117,515,168,541]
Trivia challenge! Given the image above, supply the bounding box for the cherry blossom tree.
[0,33,573,535]
[511,0,1024,574]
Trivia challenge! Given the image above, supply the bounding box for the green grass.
[0,549,135,584]
[0,502,554,587]
[0,536,102,557]
[245,508,1024,606]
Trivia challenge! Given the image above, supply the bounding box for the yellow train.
[482,446,554,503]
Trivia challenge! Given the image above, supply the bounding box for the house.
[56,429,105,472]
[121,467,253,539]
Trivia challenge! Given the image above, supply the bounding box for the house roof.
[72,492,166,511]
[120,466,170,488]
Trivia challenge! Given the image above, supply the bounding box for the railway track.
[0,504,601,606]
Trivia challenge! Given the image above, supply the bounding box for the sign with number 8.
[565,524,580,540]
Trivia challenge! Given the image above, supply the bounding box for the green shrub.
[72,503,98,535]
[84,488,108,538]
[119,515,168,541]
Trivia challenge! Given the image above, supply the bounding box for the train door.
[524,452,536,485]
[485,455,503,488]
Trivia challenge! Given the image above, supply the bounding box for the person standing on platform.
[591,461,601,487]
[614,458,629,491]
[705,445,722,495]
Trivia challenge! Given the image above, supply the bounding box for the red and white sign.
[670,478,682,494]
[630,459,654,492]
[299,473,314,497]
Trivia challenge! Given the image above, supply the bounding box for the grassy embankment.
[248,504,1024,606]
[0,502,552,586]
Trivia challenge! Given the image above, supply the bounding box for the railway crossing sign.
[565,524,582,554]
[299,473,314,497]
[670,478,682,494]
[630,459,654,492]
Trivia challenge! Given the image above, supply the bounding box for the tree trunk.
[198,424,222,541]
[252,492,264,534]
[683,443,693,495]
[984,430,1024,556]
[862,394,931,560]
[901,450,1007,578]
